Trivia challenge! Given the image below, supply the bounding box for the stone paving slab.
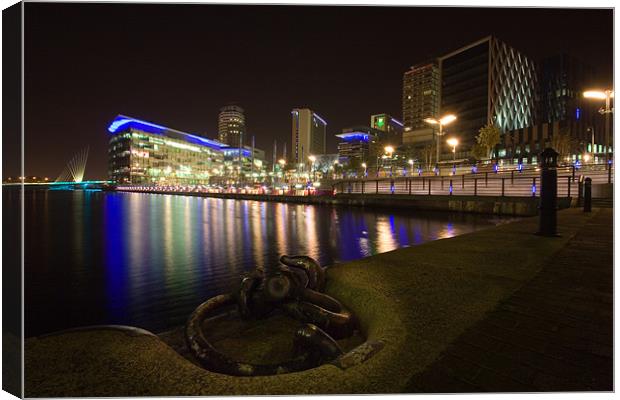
[407,208,613,392]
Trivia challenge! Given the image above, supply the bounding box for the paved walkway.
[407,208,613,392]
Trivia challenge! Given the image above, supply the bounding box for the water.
[13,188,507,337]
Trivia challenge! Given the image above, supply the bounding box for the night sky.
[17,4,613,180]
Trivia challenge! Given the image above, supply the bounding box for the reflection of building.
[291,108,327,164]
[370,113,404,145]
[402,62,440,147]
[438,36,537,156]
[108,115,227,185]
[218,104,245,148]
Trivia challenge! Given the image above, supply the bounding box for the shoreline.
[23,207,604,396]
[111,188,573,216]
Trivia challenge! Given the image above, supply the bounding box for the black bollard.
[537,148,559,237]
[584,177,592,212]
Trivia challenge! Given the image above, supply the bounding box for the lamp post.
[384,146,394,177]
[308,155,316,181]
[584,90,614,163]
[446,138,459,162]
[278,159,286,187]
[361,162,367,178]
[424,114,457,164]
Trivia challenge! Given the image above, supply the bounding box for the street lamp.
[384,146,394,177]
[407,159,414,176]
[361,162,367,178]
[584,90,614,163]
[446,138,459,161]
[425,114,457,163]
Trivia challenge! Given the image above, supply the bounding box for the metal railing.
[333,165,613,198]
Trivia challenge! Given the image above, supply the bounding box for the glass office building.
[108,115,227,185]
[439,36,537,156]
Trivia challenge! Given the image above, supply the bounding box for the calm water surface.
[16,189,507,336]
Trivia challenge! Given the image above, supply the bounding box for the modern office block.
[291,108,327,164]
[108,115,227,185]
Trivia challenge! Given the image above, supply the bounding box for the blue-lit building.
[336,126,384,165]
[220,146,268,183]
[107,115,228,185]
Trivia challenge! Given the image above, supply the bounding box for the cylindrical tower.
[218,105,245,148]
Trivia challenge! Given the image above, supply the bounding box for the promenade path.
[408,208,613,392]
[24,208,613,396]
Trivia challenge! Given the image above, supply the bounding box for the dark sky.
[18,3,613,180]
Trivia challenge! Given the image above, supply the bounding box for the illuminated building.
[438,36,538,156]
[370,113,404,145]
[218,104,246,148]
[336,126,385,166]
[220,146,268,183]
[291,108,327,164]
[108,115,227,185]
[402,62,440,146]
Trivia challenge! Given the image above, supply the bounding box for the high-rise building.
[218,104,245,148]
[291,108,327,164]
[438,36,538,157]
[402,62,440,132]
[108,115,227,185]
[370,113,404,145]
[402,62,440,148]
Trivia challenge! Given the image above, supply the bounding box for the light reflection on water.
[19,189,505,337]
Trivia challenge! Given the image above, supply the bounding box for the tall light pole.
[278,159,286,186]
[384,145,394,177]
[425,115,457,165]
[446,138,459,162]
[584,90,614,163]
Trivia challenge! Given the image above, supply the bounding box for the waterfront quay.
[112,161,612,216]
[24,207,612,396]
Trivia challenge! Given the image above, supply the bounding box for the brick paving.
[407,208,613,393]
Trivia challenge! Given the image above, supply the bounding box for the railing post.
[449,179,453,196]
[422,177,425,190]
[567,176,571,198]
[441,176,444,190]
[462,174,465,189]
[485,172,488,187]
[376,180,379,194]
[511,170,514,185]
[408,178,412,195]
[608,161,612,184]
[428,179,431,195]
[537,148,559,236]
[584,177,592,212]
[361,181,365,194]
[577,176,583,207]
[532,177,536,197]
[572,165,576,182]
[474,178,478,196]
[501,178,505,197]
